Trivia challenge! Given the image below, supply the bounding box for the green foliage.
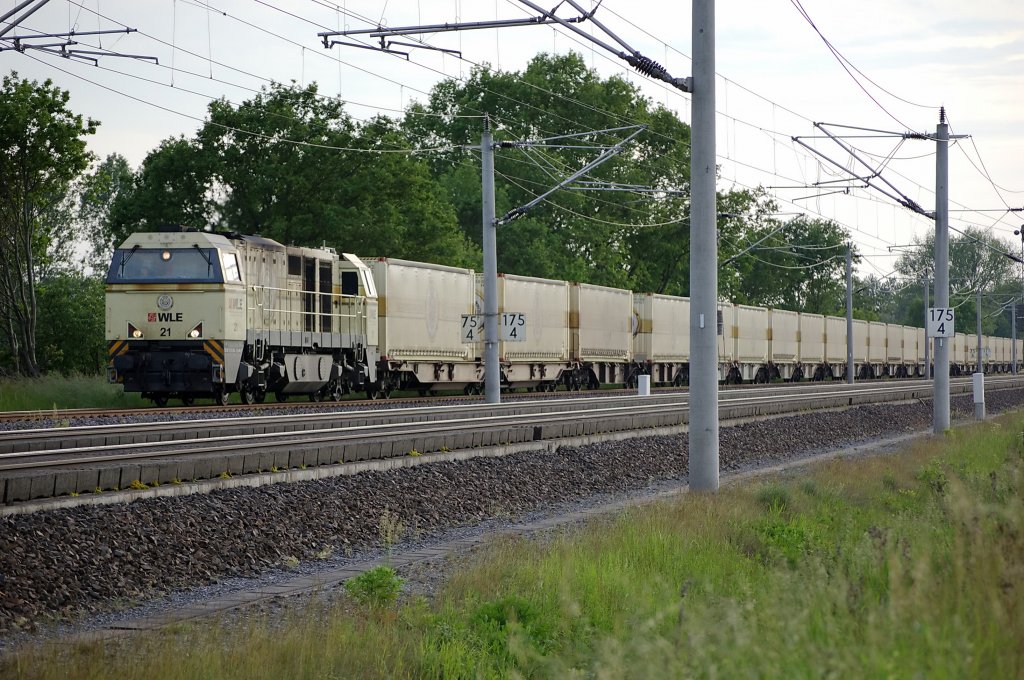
[7,417,1024,678]
[110,83,478,268]
[34,273,106,375]
[0,70,96,377]
[0,374,145,411]
[406,52,692,289]
[344,565,404,607]
[77,153,134,272]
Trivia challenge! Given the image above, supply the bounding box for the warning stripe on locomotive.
[107,339,130,359]
[203,339,224,365]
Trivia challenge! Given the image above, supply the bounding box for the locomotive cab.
[105,228,246,406]
[106,226,379,407]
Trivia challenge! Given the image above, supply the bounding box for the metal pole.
[923,276,930,378]
[933,109,950,432]
[688,0,719,492]
[1011,303,1016,376]
[846,243,854,384]
[481,116,500,404]
[976,288,983,374]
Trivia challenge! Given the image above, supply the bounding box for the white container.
[770,309,800,364]
[825,316,848,364]
[851,319,869,363]
[799,313,826,365]
[868,321,887,364]
[370,258,475,362]
[497,273,570,362]
[633,293,690,363]
[570,282,633,362]
[886,324,905,364]
[733,304,770,363]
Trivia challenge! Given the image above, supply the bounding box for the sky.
[3,0,1023,281]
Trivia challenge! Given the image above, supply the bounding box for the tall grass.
[6,416,1023,679]
[0,375,146,411]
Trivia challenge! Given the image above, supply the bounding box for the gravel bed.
[0,390,1021,649]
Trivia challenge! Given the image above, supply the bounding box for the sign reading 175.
[461,313,527,342]
[927,307,955,338]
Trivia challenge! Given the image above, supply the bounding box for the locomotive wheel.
[152,395,169,408]
[238,381,256,405]
[213,389,230,406]
[309,390,323,403]
[254,389,267,404]
[329,383,344,401]
[366,385,380,400]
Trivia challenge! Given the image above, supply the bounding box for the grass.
[0,374,147,411]
[5,415,1023,679]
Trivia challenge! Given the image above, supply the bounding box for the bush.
[344,566,404,607]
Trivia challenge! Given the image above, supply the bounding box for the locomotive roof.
[117,230,236,250]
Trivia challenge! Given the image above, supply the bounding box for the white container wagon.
[824,316,848,379]
[369,257,477,396]
[495,273,571,391]
[799,313,828,380]
[634,293,690,386]
[867,321,887,377]
[769,309,801,380]
[569,282,634,389]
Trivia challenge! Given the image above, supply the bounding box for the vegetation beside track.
[0,375,146,412]
[7,414,1024,678]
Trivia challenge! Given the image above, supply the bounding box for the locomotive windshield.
[106,247,224,283]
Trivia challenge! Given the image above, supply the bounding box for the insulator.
[629,55,667,79]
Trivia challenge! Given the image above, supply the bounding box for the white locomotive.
[105,227,1022,406]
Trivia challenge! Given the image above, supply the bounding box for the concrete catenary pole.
[976,288,983,373]
[1012,303,1017,376]
[934,108,951,432]
[923,276,930,378]
[481,115,500,404]
[846,243,854,384]
[688,0,719,492]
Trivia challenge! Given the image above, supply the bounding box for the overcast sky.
[5,0,1023,279]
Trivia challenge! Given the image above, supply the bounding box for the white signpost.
[461,313,527,342]
[927,307,955,338]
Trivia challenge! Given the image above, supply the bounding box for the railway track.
[1,376,1016,509]
[0,374,959,424]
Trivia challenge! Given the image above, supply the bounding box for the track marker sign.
[461,313,527,342]
[927,307,955,338]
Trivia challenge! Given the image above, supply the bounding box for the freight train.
[105,226,1022,406]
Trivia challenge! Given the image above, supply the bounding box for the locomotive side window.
[341,271,359,296]
[106,248,223,283]
[221,251,242,282]
[288,255,301,276]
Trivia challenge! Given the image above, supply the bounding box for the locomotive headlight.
[188,322,203,339]
[161,250,172,261]
[127,322,143,339]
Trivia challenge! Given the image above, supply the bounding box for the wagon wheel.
[238,380,256,405]
[275,391,288,403]
[180,395,195,407]
[309,389,323,403]
[213,388,230,406]
[753,367,768,384]
[329,382,345,402]
[254,389,267,404]
[152,395,169,408]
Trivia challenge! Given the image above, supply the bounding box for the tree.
[895,227,1017,333]
[35,273,106,375]
[111,83,478,267]
[405,53,692,289]
[727,215,852,314]
[78,153,134,272]
[0,72,96,376]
